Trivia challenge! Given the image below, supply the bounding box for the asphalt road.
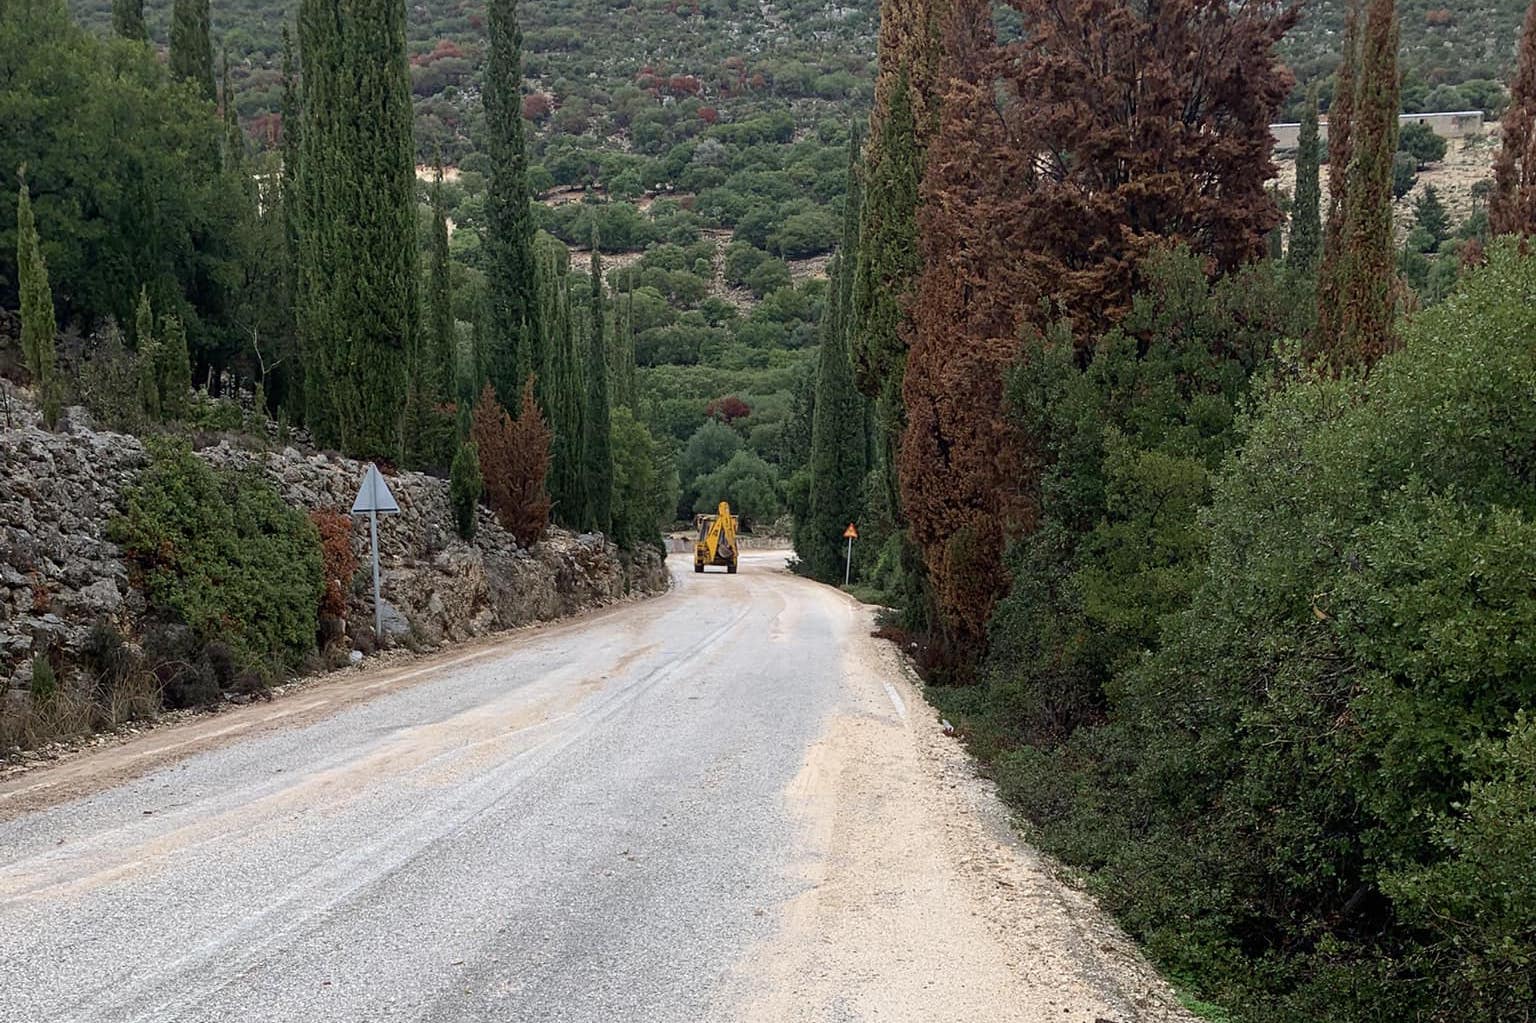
[0,553,1193,1023]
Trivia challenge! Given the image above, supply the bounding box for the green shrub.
[450,438,483,540]
[111,441,324,677]
[959,245,1536,1020]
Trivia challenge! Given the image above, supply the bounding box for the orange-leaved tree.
[470,378,552,546]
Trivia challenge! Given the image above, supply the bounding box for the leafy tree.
[584,245,614,533]
[1413,185,1451,250]
[1392,149,1418,198]
[484,0,540,405]
[169,0,215,102]
[449,439,483,539]
[112,0,145,41]
[1398,121,1447,168]
[16,174,60,428]
[1,4,240,339]
[694,450,781,524]
[1491,0,1536,236]
[1287,88,1323,273]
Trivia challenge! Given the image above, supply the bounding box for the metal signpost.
[843,522,858,587]
[351,463,401,640]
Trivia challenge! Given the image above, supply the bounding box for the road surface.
[0,553,1191,1023]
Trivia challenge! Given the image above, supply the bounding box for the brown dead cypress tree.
[1336,0,1400,365]
[1491,0,1536,236]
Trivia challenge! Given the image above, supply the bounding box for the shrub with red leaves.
[309,510,358,620]
[470,380,552,546]
[705,395,751,422]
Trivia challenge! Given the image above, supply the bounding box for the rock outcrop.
[0,390,669,692]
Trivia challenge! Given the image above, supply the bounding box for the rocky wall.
[0,391,669,691]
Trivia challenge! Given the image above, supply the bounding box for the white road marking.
[882,681,907,722]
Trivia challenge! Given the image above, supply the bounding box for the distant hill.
[1279,0,1527,118]
[66,0,880,160]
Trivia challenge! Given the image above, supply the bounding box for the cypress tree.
[608,283,637,410]
[17,176,61,429]
[1318,0,1363,348]
[427,154,456,404]
[484,0,539,409]
[296,0,417,460]
[134,288,162,423]
[536,233,587,528]
[169,0,215,102]
[852,72,924,608]
[1336,0,1400,365]
[1288,88,1323,273]
[584,241,614,534]
[112,0,145,41]
[1491,0,1536,236]
[220,48,244,172]
[803,140,868,583]
[158,314,194,419]
[277,25,304,423]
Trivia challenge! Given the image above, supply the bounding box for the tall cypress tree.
[169,0,215,101]
[17,176,60,429]
[134,288,162,422]
[1337,0,1400,365]
[584,241,614,534]
[484,0,539,409]
[536,233,588,528]
[427,155,456,405]
[296,0,417,460]
[277,25,304,423]
[608,283,637,410]
[112,0,146,41]
[804,139,868,583]
[1288,88,1323,273]
[1318,0,1362,348]
[1491,0,1536,236]
[220,48,244,171]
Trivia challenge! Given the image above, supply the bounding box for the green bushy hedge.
[943,245,1536,1021]
[111,442,324,689]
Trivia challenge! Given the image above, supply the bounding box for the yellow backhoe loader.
[693,501,739,574]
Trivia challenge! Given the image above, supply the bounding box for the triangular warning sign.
[843,523,858,539]
[351,463,401,515]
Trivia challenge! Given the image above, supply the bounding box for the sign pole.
[844,535,852,587]
[370,506,382,639]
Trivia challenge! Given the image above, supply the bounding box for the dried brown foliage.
[898,0,1296,653]
[1491,0,1536,237]
[899,0,1029,652]
[309,510,357,620]
[470,379,552,546]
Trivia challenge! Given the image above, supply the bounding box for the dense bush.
[949,246,1536,1020]
[309,510,358,621]
[111,441,324,681]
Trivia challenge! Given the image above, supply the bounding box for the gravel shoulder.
[726,586,1196,1023]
